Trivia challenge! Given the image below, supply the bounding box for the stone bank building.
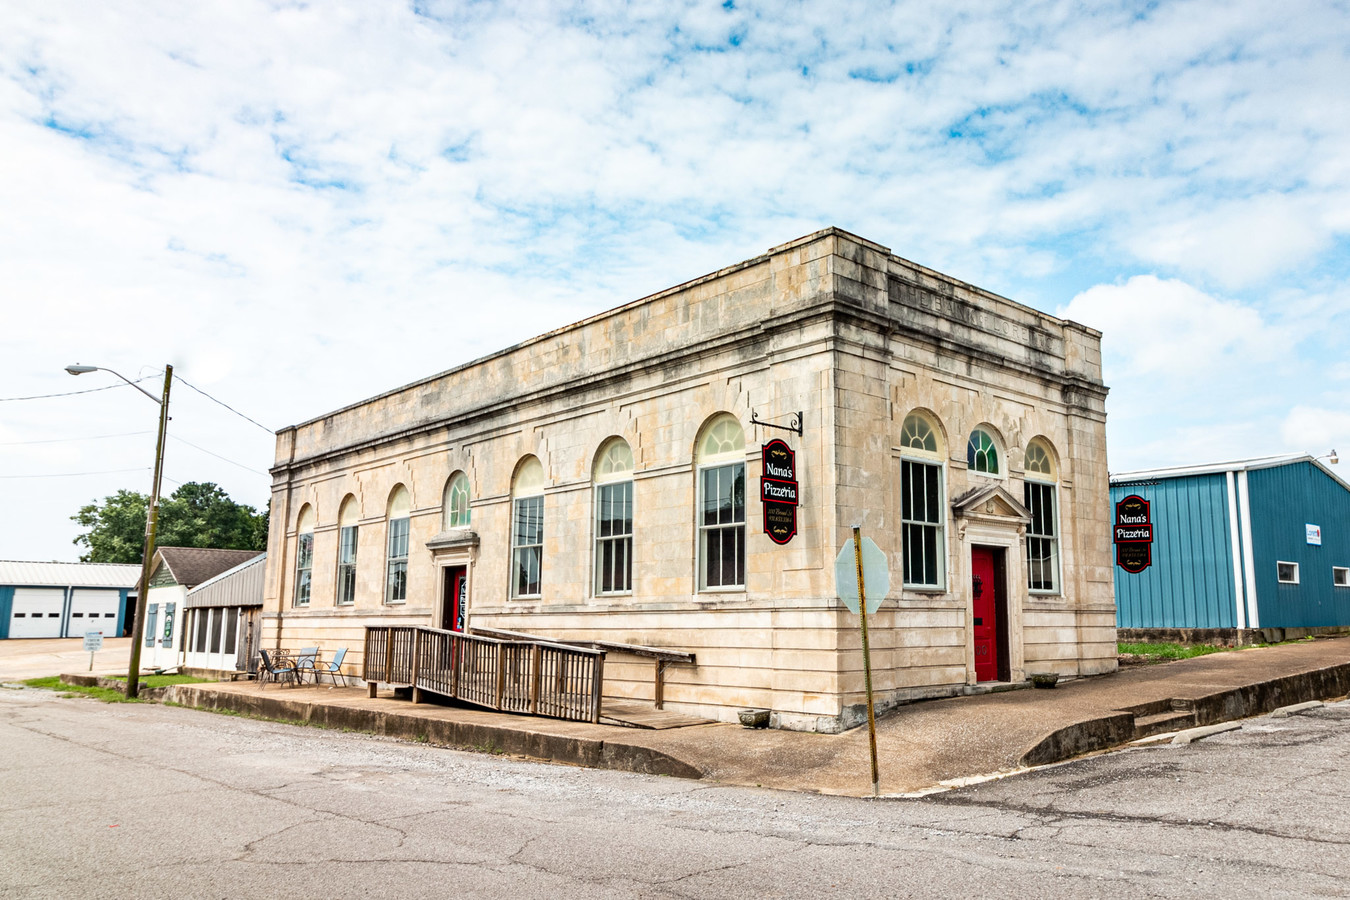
[265,228,1115,731]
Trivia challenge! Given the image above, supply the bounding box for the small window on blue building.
[1334,567,1349,588]
[1277,561,1299,584]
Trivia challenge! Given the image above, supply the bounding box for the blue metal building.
[1110,454,1349,637]
[0,561,139,639]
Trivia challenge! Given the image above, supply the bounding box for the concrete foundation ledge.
[162,685,703,780]
[1020,658,1350,767]
[1021,712,1135,766]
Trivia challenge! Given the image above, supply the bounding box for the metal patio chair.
[295,647,319,683]
[258,648,298,689]
[311,647,349,686]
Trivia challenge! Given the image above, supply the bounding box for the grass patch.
[22,676,137,703]
[1118,642,1231,661]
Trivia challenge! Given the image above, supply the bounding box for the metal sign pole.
[852,525,880,798]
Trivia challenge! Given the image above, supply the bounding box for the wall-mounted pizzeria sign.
[1113,494,1153,573]
[761,439,798,545]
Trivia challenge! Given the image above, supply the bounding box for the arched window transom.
[901,413,938,454]
[1025,442,1054,479]
[444,472,471,529]
[967,429,1000,475]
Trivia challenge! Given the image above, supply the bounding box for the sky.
[2,0,1348,562]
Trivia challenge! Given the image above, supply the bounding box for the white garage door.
[9,588,65,638]
[66,589,120,638]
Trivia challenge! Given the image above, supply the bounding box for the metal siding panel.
[0,562,140,588]
[184,555,266,609]
[1247,462,1350,627]
[0,587,11,638]
[1111,474,1237,628]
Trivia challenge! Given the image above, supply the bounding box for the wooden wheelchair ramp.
[600,699,710,730]
[364,625,605,723]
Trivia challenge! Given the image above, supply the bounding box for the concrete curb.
[162,684,704,780]
[58,674,170,701]
[1020,658,1350,766]
[1172,722,1241,745]
[1270,700,1324,718]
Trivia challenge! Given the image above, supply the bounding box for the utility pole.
[126,365,173,698]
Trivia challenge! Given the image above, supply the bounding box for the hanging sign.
[1307,524,1322,546]
[1114,495,1153,573]
[761,439,798,545]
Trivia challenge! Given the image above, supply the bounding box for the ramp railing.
[363,625,605,723]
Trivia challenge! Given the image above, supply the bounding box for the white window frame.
[1024,477,1061,595]
[594,480,634,595]
[1277,561,1299,584]
[512,494,544,598]
[900,455,946,590]
[385,516,409,604]
[698,461,745,591]
[337,524,358,606]
[294,531,313,607]
[1333,566,1348,588]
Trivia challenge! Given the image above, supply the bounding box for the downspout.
[1237,470,1260,630]
[1225,471,1247,630]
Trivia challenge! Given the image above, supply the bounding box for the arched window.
[594,438,634,595]
[697,415,746,590]
[511,457,545,598]
[1024,439,1060,593]
[336,495,358,606]
[385,486,410,604]
[443,472,471,530]
[900,413,939,454]
[294,505,314,607]
[967,428,1000,475]
[899,412,945,589]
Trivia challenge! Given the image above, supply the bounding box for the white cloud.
[2,0,1350,558]
[1281,406,1350,457]
[1061,275,1281,377]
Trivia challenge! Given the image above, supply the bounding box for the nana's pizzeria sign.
[1113,494,1153,574]
[761,439,798,545]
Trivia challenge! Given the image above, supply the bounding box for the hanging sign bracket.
[750,410,803,436]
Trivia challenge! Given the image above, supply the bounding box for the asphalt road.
[2,685,1347,899]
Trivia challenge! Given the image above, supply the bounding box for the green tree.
[71,489,149,564]
[72,482,268,563]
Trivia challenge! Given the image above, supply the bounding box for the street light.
[66,363,173,698]
[1316,449,1339,465]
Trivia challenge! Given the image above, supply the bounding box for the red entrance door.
[971,547,999,682]
[442,567,466,632]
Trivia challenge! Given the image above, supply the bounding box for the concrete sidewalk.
[145,636,1350,797]
[1,636,132,682]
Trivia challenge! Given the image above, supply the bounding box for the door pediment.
[951,483,1032,524]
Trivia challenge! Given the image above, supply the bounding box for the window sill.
[698,586,746,594]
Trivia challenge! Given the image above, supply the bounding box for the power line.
[175,376,274,434]
[0,377,157,402]
[168,434,270,476]
[0,430,152,447]
[0,466,149,479]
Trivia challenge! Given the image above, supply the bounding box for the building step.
[1133,710,1196,739]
